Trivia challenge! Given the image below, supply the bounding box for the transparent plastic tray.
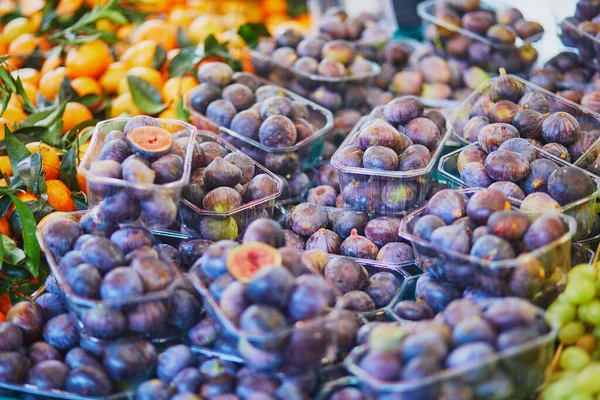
[188,258,343,371]
[37,212,183,338]
[184,76,334,171]
[399,188,577,307]
[417,0,543,74]
[448,74,600,164]
[438,143,600,239]
[555,2,600,68]
[572,242,596,265]
[315,376,365,400]
[176,130,284,241]
[79,118,196,229]
[330,115,453,216]
[345,288,557,399]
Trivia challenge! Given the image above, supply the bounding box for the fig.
[484,150,531,182]
[307,185,338,207]
[413,215,446,241]
[490,100,519,124]
[496,8,524,26]
[514,20,544,40]
[230,110,261,139]
[461,162,493,188]
[489,74,524,103]
[380,181,417,210]
[548,166,596,205]
[126,126,173,159]
[202,187,243,212]
[569,131,598,161]
[225,243,282,283]
[457,146,487,175]
[462,116,490,143]
[398,144,431,171]
[197,62,233,87]
[541,112,580,145]
[376,242,414,263]
[335,145,364,168]
[245,174,280,201]
[542,143,571,162]
[334,211,370,240]
[188,83,222,114]
[306,228,342,254]
[317,58,347,77]
[364,216,402,246]
[478,123,520,153]
[383,96,424,125]
[488,181,525,200]
[520,192,561,213]
[403,117,441,151]
[358,119,403,150]
[242,219,286,248]
[322,40,356,65]
[362,146,398,171]
[431,225,471,254]
[486,24,517,44]
[519,158,559,194]
[340,229,379,260]
[469,96,494,119]
[150,153,184,184]
[462,11,495,35]
[203,157,242,190]
[524,214,566,250]
[289,203,329,237]
[258,115,297,148]
[223,151,255,185]
[427,189,467,224]
[518,92,550,114]
[511,110,545,141]
[222,83,254,111]
[417,56,451,84]
[466,188,511,226]
[98,139,132,163]
[471,235,515,261]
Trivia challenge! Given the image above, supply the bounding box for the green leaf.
[7,194,39,277]
[176,97,190,122]
[0,233,4,270]
[38,119,64,147]
[151,45,167,70]
[237,23,270,48]
[0,196,12,218]
[19,107,57,128]
[177,27,192,48]
[168,47,198,78]
[16,153,46,194]
[22,46,44,70]
[0,92,10,118]
[4,130,31,176]
[14,76,36,113]
[127,76,167,114]
[203,34,229,59]
[72,191,88,210]
[59,77,77,102]
[60,148,80,192]
[101,9,129,25]
[0,66,17,93]
[76,93,101,108]
[34,102,67,128]
[0,234,26,266]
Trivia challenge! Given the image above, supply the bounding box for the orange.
[84,0,110,6]
[25,142,61,180]
[40,53,63,76]
[0,215,11,238]
[0,293,10,315]
[158,106,178,119]
[62,102,93,134]
[39,67,66,100]
[120,40,157,69]
[2,104,26,124]
[56,0,83,17]
[132,19,177,51]
[188,15,223,43]
[118,66,164,95]
[6,189,37,218]
[0,119,14,141]
[65,39,112,79]
[96,18,116,33]
[20,81,37,106]
[8,33,48,59]
[29,11,43,32]
[116,23,135,41]
[76,171,87,193]
[111,92,142,117]
[0,0,16,16]
[261,0,287,14]
[70,76,103,109]
[2,17,32,44]
[11,68,40,86]
[169,7,202,27]
[99,62,127,94]
[135,0,169,13]
[46,180,77,212]
[161,76,197,105]
[0,155,12,176]
[18,0,44,16]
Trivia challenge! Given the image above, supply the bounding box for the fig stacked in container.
[185,62,334,203]
[331,96,452,216]
[418,0,543,74]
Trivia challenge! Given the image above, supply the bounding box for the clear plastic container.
[0,382,131,400]
[176,130,284,241]
[79,117,196,230]
[37,212,184,340]
[315,376,365,400]
[331,115,453,216]
[184,78,334,172]
[399,188,577,307]
[555,2,600,67]
[438,143,600,239]
[188,259,343,372]
[417,0,543,74]
[572,242,596,265]
[448,74,600,163]
[345,294,557,399]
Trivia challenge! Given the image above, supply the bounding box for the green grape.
[570,264,598,282]
[547,302,577,329]
[566,280,597,305]
[586,300,600,325]
[544,378,577,400]
[561,347,592,371]
[576,362,600,393]
[569,393,595,400]
[560,322,587,345]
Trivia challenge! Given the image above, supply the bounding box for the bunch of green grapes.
[543,263,600,400]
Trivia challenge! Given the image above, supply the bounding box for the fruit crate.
[438,143,600,239]
[448,73,600,164]
[399,188,578,308]
[184,77,334,172]
[37,212,186,341]
[344,282,558,399]
[315,376,365,400]
[176,130,285,241]
[330,115,453,217]
[79,117,197,230]
[417,0,544,75]
[187,254,345,373]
